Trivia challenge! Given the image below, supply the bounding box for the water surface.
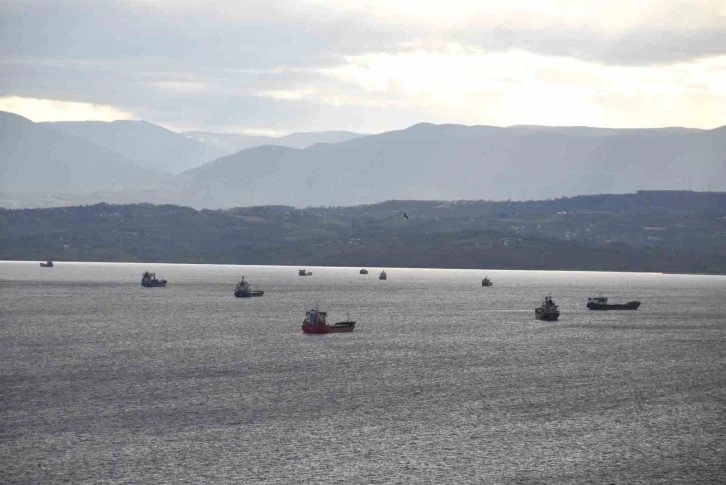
[1,262,725,483]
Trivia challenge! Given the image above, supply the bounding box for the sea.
[1,261,725,484]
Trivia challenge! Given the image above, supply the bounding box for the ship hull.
[587,301,640,310]
[141,281,167,287]
[302,322,356,334]
[40,263,53,267]
[235,290,264,297]
[535,309,559,321]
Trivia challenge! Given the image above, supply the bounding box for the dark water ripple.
[1,262,725,483]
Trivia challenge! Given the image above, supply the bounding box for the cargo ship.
[302,306,356,334]
[587,297,640,310]
[535,296,560,321]
[141,271,167,287]
[234,276,264,297]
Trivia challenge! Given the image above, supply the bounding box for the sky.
[1,0,725,135]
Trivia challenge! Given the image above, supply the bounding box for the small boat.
[298,269,313,276]
[301,306,356,334]
[40,260,54,268]
[141,271,167,287]
[360,269,368,274]
[379,270,387,280]
[535,296,560,321]
[481,276,493,286]
[234,276,264,297]
[587,297,640,310]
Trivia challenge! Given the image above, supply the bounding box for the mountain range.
[1,110,724,208]
[175,122,726,208]
[0,112,166,192]
[183,130,365,154]
[43,120,226,174]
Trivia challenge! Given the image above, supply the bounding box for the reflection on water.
[1,262,725,483]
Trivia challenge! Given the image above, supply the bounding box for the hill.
[0,111,167,192]
[173,122,726,208]
[1,191,724,274]
[43,120,224,173]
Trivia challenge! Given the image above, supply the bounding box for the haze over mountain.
[43,120,225,174]
[173,122,725,208]
[183,130,365,154]
[2,114,724,209]
[0,111,166,192]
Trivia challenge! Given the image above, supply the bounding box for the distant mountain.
[0,111,167,192]
[275,130,367,148]
[173,122,726,208]
[183,130,365,153]
[44,120,225,173]
[509,125,703,137]
[3,117,723,209]
[181,132,273,154]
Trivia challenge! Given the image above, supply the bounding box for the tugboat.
[301,306,356,334]
[234,276,264,297]
[360,269,368,274]
[535,296,560,321]
[379,270,387,280]
[481,276,493,287]
[141,271,167,287]
[298,269,313,276]
[587,297,640,310]
[40,260,54,268]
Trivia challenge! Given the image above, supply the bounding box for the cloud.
[327,49,726,128]
[1,0,725,132]
[0,96,137,122]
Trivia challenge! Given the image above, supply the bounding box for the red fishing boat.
[301,306,356,334]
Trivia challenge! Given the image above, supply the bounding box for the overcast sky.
[1,0,725,134]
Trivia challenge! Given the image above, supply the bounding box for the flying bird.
[403,213,408,219]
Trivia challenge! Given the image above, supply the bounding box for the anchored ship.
[40,260,53,268]
[141,271,167,287]
[301,306,356,334]
[535,296,560,321]
[234,276,264,297]
[481,276,493,287]
[298,269,313,276]
[379,270,387,280]
[587,297,640,310]
[360,269,368,274]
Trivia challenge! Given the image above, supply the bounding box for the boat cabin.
[588,297,608,304]
[541,296,558,309]
[304,309,327,325]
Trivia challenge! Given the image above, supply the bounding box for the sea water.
[1,262,725,484]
